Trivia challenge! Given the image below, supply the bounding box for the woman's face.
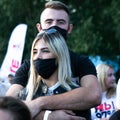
[33,39,55,60]
[104,68,115,89]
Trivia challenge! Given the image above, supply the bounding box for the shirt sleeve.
[78,55,97,78]
[70,51,97,79]
[12,59,30,87]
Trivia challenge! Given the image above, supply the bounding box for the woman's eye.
[33,50,37,54]
[43,50,50,53]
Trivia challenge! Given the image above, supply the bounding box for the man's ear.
[68,24,73,34]
[36,23,42,32]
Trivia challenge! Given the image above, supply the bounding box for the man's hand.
[48,110,86,120]
[24,100,41,118]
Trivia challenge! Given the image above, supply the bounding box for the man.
[6,1,102,120]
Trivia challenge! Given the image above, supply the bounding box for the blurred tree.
[0,0,119,66]
[67,0,120,57]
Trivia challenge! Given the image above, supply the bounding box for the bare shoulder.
[81,74,98,86]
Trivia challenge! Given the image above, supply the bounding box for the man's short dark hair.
[45,1,70,15]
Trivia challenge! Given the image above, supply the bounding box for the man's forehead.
[44,18,66,22]
[40,8,69,21]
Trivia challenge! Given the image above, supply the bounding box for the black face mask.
[34,58,58,79]
[43,26,68,41]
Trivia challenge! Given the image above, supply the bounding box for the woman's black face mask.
[34,58,58,79]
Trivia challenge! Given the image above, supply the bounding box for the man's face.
[40,8,71,31]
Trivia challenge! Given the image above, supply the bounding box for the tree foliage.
[0,0,119,65]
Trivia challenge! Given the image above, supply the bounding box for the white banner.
[0,24,27,80]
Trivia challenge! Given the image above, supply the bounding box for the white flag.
[0,24,27,80]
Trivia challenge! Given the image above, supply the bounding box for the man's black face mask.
[43,26,68,41]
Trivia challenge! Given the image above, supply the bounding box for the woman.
[91,64,116,120]
[20,28,78,99]
[19,28,90,120]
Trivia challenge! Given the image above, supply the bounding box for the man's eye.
[58,21,66,24]
[46,21,52,24]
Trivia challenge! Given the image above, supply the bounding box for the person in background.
[109,109,120,120]
[115,67,120,84]
[110,74,120,120]
[91,64,116,120]
[6,1,102,120]
[0,96,32,120]
[7,74,14,84]
[0,78,10,96]
[0,74,14,96]
[115,77,120,110]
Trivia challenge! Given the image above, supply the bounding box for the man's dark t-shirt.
[13,51,97,86]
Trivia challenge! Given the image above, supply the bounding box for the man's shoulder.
[22,59,30,64]
[69,50,89,62]
[15,59,30,74]
[69,50,97,77]
[21,59,30,68]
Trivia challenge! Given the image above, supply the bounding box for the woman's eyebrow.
[41,47,49,50]
[33,48,37,51]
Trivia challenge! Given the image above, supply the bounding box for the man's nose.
[51,21,58,26]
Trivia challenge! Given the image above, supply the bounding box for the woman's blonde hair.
[96,63,116,98]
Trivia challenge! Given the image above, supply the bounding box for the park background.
[0,0,119,71]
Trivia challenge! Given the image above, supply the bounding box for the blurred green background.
[0,0,120,66]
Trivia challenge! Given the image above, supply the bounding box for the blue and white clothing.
[91,92,116,120]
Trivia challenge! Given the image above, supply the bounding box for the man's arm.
[34,110,86,120]
[6,84,23,97]
[6,86,86,120]
[27,75,102,116]
[6,75,102,119]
